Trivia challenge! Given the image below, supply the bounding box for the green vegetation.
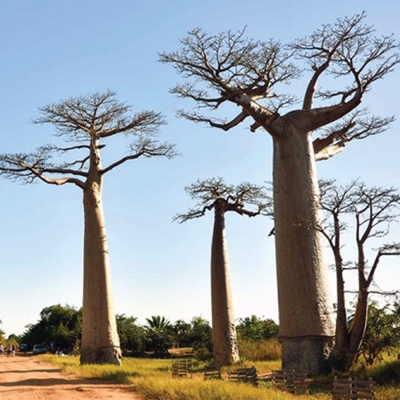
[355,302,400,366]
[18,305,283,361]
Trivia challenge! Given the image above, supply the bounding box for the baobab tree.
[160,13,400,372]
[319,180,400,371]
[174,177,270,366]
[0,91,176,365]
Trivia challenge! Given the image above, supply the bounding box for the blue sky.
[0,0,399,337]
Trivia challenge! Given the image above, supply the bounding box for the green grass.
[40,354,400,400]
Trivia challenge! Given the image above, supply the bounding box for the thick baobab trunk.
[80,177,122,365]
[273,128,335,374]
[210,203,240,366]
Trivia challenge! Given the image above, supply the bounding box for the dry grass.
[238,338,282,361]
[129,376,331,400]
[41,354,400,400]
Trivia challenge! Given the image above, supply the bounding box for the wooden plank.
[228,366,257,385]
[172,359,193,378]
[204,365,221,380]
[272,369,308,394]
[332,376,375,400]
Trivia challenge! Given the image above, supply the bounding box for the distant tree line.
[6,303,399,365]
[13,304,279,359]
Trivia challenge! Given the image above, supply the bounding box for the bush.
[238,339,281,361]
[358,359,400,385]
[236,316,279,341]
[194,346,213,362]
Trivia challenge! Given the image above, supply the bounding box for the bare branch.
[292,13,400,129]
[173,204,214,223]
[176,109,250,131]
[1,91,176,191]
[319,180,400,306]
[314,111,394,161]
[34,90,127,140]
[160,27,300,133]
[0,151,86,188]
[174,177,272,223]
[366,243,400,287]
[354,184,400,244]
[99,110,167,138]
[101,137,177,175]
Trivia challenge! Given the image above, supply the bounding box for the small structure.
[332,376,375,400]
[204,365,222,380]
[228,366,257,385]
[171,359,193,378]
[272,369,308,394]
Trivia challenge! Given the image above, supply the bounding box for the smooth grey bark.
[80,142,121,364]
[210,201,239,366]
[273,127,334,373]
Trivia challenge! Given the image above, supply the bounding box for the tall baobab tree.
[319,180,400,371]
[174,177,271,366]
[0,91,176,365]
[160,13,400,372]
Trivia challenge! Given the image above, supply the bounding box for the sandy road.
[0,354,143,400]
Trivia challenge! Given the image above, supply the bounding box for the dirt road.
[0,355,143,400]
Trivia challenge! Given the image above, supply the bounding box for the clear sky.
[0,0,399,337]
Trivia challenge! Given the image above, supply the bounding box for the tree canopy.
[174,177,271,222]
[0,90,176,187]
[160,13,398,158]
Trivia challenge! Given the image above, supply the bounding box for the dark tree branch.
[101,138,177,175]
[366,243,400,287]
[162,14,399,147]
[314,112,394,161]
[174,177,272,223]
[0,91,176,191]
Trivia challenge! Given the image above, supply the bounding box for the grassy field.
[41,354,400,400]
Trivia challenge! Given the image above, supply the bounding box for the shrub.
[236,316,279,341]
[194,346,213,362]
[238,338,281,361]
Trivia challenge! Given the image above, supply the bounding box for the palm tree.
[145,316,171,330]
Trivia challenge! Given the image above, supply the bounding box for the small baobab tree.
[0,90,177,365]
[174,177,271,366]
[160,13,400,372]
[319,180,400,371]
